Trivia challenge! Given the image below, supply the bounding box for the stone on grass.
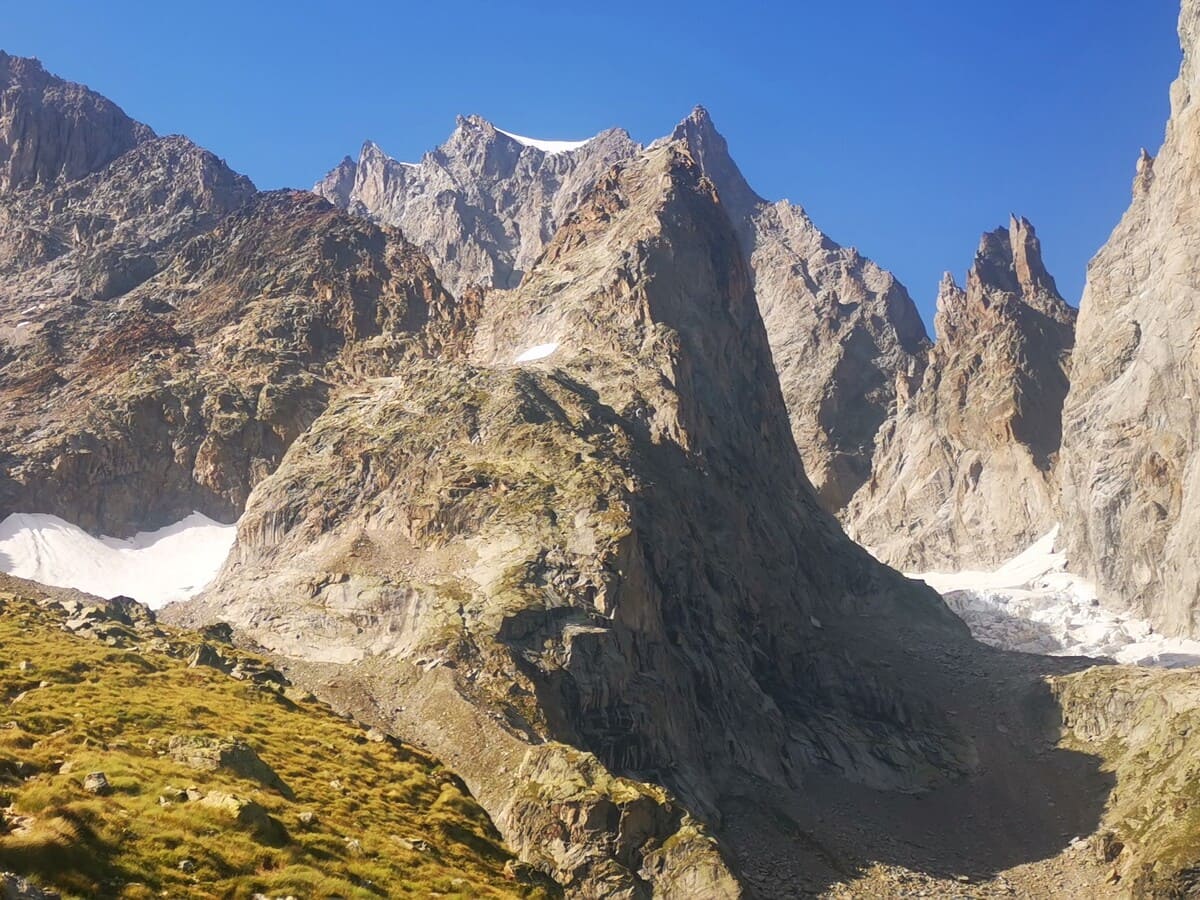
[81,772,110,795]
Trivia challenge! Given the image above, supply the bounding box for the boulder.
[167,735,289,797]
[0,872,60,900]
[198,792,287,845]
[81,772,110,796]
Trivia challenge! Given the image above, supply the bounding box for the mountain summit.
[0,51,154,191]
[313,115,638,294]
[318,108,932,513]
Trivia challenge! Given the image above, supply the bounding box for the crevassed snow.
[495,128,591,155]
[0,512,236,609]
[911,526,1200,668]
[513,342,559,363]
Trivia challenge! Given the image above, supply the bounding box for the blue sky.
[3,1,1181,328]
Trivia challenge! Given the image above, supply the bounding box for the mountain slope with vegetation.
[0,575,550,899]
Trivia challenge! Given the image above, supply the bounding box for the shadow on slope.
[716,645,1113,897]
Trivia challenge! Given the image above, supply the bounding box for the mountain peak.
[1006,214,1062,302]
[0,49,154,191]
[966,217,1066,316]
[683,104,713,127]
[454,112,495,133]
[667,104,763,225]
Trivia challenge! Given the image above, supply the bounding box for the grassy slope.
[1052,666,1200,896]
[0,582,553,899]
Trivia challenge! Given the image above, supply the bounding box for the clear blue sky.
[3,1,1181,328]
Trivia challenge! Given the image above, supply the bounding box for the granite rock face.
[744,200,930,511]
[1057,0,1200,637]
[664,108,932,513]
[0,187,453,535]
[0,52,153,191]
[0,60,453,534]
[844,217,1076,571]
[0,134,255,307]
[314,116,640,295]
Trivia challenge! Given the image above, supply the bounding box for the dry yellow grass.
[0,588,553,899]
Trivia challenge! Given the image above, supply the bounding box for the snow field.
[0,512,236,609]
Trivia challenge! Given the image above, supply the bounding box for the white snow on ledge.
[495,128,591,155]
[0,512,236,610]
[513,342,560,363]
[911,526,1200,669]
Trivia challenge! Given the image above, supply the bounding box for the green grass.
[0,589,553,899]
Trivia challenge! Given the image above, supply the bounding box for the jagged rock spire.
[668,105,764,224]
[312,114,639,293]
[844,216,1075,571]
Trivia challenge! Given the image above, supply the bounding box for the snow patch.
[0,512,237,609]
[495,128,591,155]
[911,526,1200,668]
[513,342,559,363]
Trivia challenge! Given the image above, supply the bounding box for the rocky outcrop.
[1057,0,1200,637]
[0,52,153,191]
[0,188,455,534]
[663,108,933,512]
[663,106,762,226]
[179,142,982,897]
[0,134,255,306]
[314,117,640,295]
[1051,665,1200,896]
[744,201,930,510]
[844,217,1076,571]
[0,55,455,536]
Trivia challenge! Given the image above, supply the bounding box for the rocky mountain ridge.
[185,139,993,897]
[844,216,1077,571]
[0,52,153,192]
[314,115,640,295]
[318,105,933,514]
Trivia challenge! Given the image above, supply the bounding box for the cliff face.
[0,60,455,535]
[844,218,1076,571]
[0,135,255,307]
[0,52,154,191]
[1057,0,1200,637]
[661,108,933,513]
[0,187,453,535]
[746,200,930,511]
